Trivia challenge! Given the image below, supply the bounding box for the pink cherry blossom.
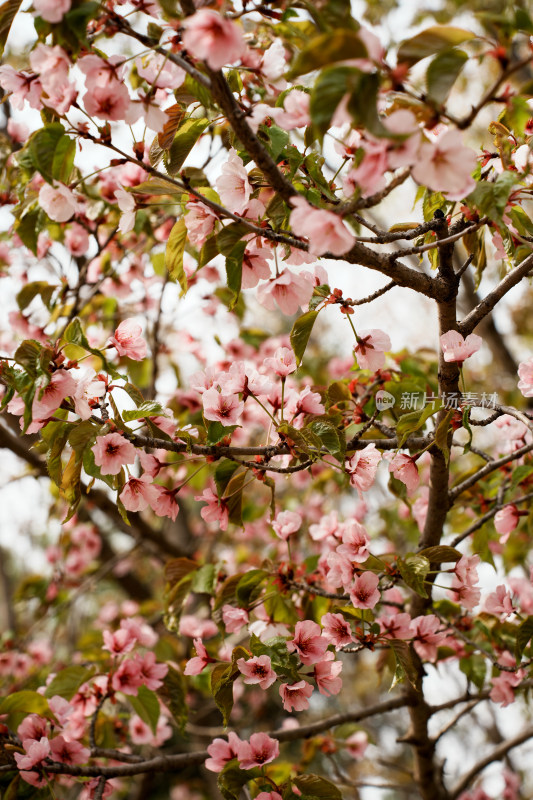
[237,732,279,769]
[78,55,125,89]
[39,182,77,223]
[120,475,160,513]
[410,614,446,662]
[314,653,343,696]
[240,244,272,288]
[111,658,144,695]
[517,358,533,397]
[202,387,244,426]
[194,487,229,530]
[288,620,328,665]
[7,118,29,142]
[134,651,168,690]
[184,638,212,675]
[92,433,137,475]
[115,188,136,234]
[222,605,249,633]
[136,54,185,90]
[387,453,420,493]
[72,369,106,420]
[263,346,297,376]
[14,737,50,770]
[109,319,147,360]
[182,10,245,71]
[34,0,71,23]
[32,370,77,420]
[279,680,313,712]
[49,735,90,765]
[0,66,42,110]
[494,505,519,541]
[237,655,277,689]
[257,269,314,316]
[29,45,70,96]
[185,200,218,247]
[384,110,421,169]
[179,615,218,639]
[336,519,370,563]
[354,329,391,371]
[289,196,355,256]
[350,571,380,609]
[65,223,90,256]
[205,732,243,772]
[411,128,477,200]
[345,139,388,197]
[256,793,283,800]
[291,386,325,418]
[276,90,311,130]
[83,82,132,121]
[152,486,180,521]
[103,626,137,655]
[440,330,482,363]
[485,585,514,616]
[345,443,381,497]
[345,730,369,758]
[272,510,302,540]
[321,612,354,649]
[216,149,251,214]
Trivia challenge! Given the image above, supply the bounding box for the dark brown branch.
[459,251,533,336]
[450,726,533,799]
[337,168,411,214]
[449,440,533,502]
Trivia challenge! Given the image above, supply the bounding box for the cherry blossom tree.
[1,1,533,799]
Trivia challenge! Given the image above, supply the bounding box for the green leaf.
[165,557,198,586]
[510,464,533,492]
[0,690,51,717]
[459,654,486,690]
[289,29,367,77]
[225,240,246,309]
[310,66,358,137]
[28,123,75,184]
[217,222,250,256]
[396,401,441,447]
[236,569,268,607]
[164,117,209,176]
[191,563,216,595]
[207,421,238,445]
[307,418,345,460]
[16,280,56,312]
[44,666,94,701]
[2,775,20,800]
[397,25,476,67]
[290,310,318,366]
[214,459,240,494]
[434,409,455,464]
[63,2,99,47]
[293,774,343,799]
[418,545,462,563]
[129,686,160,734]
[122,401,166,421]
[389,639,418,688]
[461,406,473,454]
[515,616,533,661]
[165,217,188,294]
[467,171,517,225]
[397,553,430,598]
[426,48,468,105]
[346,70,391,137]
[217,762,257,800]
[157,665,187,733]
[46,422,72,486]
[222,469,247,527]
[0,0,21,55]
[14,339,44,377]
[14,208,40,255]
[210,662,237,725]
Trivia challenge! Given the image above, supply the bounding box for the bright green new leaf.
[426,48,468,105]
[0,690,51,717]
[397,25,476,67]
[165,217,188,294]
[290,310,318,365]
[129,685,160,734]
[289,29,367,77]
[44,666,94,701]
[164,117,209,176]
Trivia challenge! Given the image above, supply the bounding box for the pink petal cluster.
[237,655,277,689]
[263,346,297,376]
[517,358,533,397]
[205,731,242,772]
[314,653,343,696]
[184,638,212,675]
[412,129,477,200]
[272,510,302,540]
[440,330,482,363]
[39,182,78,223]
[321,612,354,649]
[387,453,420,493]
[34,0,71,22]
[256,269,314,316]
[222,604,249,633]
[354,329,391,371]
[202,387,244,426]
[92,433,137,475]
[109,319,148,360]
[494,505,519,542]
[119,476,160,512]
[32,370,77,420]
[345,443,381,498]
[289,196,355,256]
[216,149,251,214]
[279,680,313,712]
[194,487,229,530]
[237,732,279,769]
[350,571,380,609]
[288,620,328,664]
[182,10,245,71]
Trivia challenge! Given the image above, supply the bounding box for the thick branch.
[450,726,533,799]
[459,251,533,336]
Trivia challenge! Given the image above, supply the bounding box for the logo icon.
[375,390,395,411]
